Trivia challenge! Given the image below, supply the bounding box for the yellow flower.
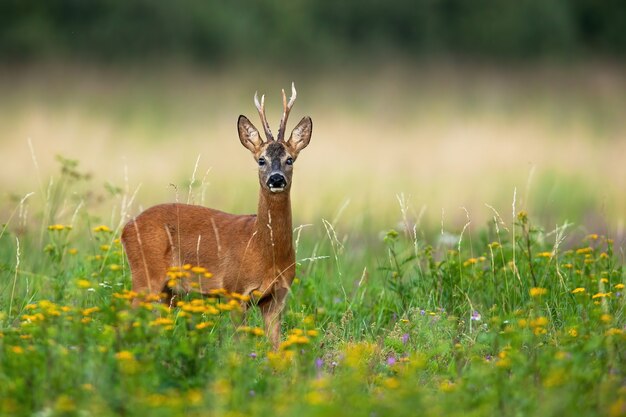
[93,225,112,233]
[48,224,71,231]
[439,380,456,392]
[186,390,203,405]
[190,266,207,274]
[615,283,625,290]
[54,395,76,412]
[586,233,599,240]
[536,252,553,258]
[600,314,612,323]
[11,346,24,354]
[571,287,586,294]
[67,248,78,255]
[576,247,593,255]
[82,306,100,316]
[77,279,91,289]
[605,328,624,336]
[305,391,326,405]
[195,322,213,330]
[383,377,400,389]
[529,287,548,297]
[568,328,578,337]
[251,327,265,336]
[592,292,610,299]
[109,264,121,271]
[149,317,174,327]
[115,351,134,361]
[463,258,478,267]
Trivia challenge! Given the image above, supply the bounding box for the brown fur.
[121,87,312,348]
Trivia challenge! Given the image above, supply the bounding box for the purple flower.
[315,358,324,369]
[471,311,481,321]
[402,333,409,345]
[387,357,397,366]
[249,352,257,359]
[485,354,492,361]
[420,309,426,316]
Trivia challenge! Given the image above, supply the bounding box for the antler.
[277,82,297,142]
[254,92,274,141]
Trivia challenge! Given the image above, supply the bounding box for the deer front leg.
[259,288,288,350]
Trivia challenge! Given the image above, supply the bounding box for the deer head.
[237,83,313,193]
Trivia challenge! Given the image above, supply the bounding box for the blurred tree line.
[1,0,624,64]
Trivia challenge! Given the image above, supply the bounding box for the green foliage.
[0,163,625,417]
[0,0,624,64]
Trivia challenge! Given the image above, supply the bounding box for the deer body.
[121,84,312,348]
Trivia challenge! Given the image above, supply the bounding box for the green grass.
[0,161,624,417]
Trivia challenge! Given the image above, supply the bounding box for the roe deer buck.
[121,83,312,348]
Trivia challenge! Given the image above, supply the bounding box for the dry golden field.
[2,63,625,239]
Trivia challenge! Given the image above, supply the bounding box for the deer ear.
[238,115,263,153]
[287,117,312,155]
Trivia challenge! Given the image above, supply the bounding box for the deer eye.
[286,157,293,166]
[258,157,266,166]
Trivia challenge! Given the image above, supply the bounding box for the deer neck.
[255,188,294,259]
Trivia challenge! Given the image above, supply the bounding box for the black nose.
[267,173,287,188]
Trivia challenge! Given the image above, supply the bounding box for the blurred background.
[1,0,625,242]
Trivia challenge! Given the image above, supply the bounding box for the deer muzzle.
[267,173,287,192]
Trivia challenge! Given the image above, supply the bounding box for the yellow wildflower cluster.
[21,300,70,325]
[279,328,317,350]
[267,350,295,371]
[605,328,624,337]
[237,326,265,337]
[149,317,175,330]
[495,349,511,368]
[592,292,612,299]
[77,279,91,289]
[93,225,112,233]
[571,287,586,294]
[529,287,548,297]
[48,224,72,231]
[530,316,549,335]
[463,256,486,267]
[166,265,213,289]
[536,252,553,258]
[195,321,214,330]
[177,299,221,315]
[113,290,139,301]
[115,350,134,361]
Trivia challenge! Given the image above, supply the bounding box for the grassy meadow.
[1,63,625,416]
